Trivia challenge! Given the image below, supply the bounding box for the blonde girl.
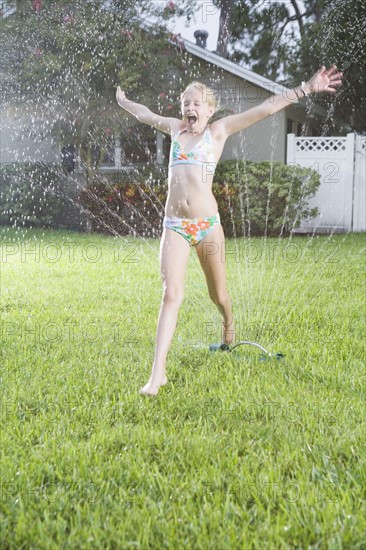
[116,66,342,396]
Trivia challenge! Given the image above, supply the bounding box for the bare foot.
[222,320,235,345]
[139,375,168,397]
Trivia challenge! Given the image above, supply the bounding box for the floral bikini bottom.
[163,212,220,247]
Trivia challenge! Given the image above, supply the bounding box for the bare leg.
[195,224,235,345]
[139,228,191,396]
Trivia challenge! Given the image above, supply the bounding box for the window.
[122,131,156,164]
[287,118,302,136]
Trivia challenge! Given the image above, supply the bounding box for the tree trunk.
[290,0,304,38]
[216,0,234,58]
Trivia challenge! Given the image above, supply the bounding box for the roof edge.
[184,41,290,96]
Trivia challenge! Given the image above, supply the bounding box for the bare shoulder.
[169,119,185,135]
[152,116,182,135]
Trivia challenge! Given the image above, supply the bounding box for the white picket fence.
[287,133,366,232]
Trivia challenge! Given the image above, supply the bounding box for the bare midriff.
[165,164,218,218]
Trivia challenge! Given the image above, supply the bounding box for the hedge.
[79,160,320,237]
[0,163,71,229]
[0,160,320,236]
[214,160,320,236]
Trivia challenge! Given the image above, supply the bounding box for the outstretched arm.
[116,86,180,134]
[216,66,343,137]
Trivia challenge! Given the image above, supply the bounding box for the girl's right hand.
[116,86,127,105]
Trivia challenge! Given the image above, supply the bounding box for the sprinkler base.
[209,343,231,352]
[209,341,285,360]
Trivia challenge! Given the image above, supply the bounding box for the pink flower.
[159,93,166,99]
[32,0,42,13]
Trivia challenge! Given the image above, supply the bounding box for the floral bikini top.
[169,126,217,168]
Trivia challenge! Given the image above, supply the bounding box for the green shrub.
[213,160,320,236]
[79,161,320,237]
[79,166,167,237]
[0,163,70,229]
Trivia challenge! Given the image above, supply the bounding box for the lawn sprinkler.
[209,341,285,361]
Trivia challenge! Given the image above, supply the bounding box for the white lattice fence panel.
[287,133,355,232]
[295,137,348,153]
[353,136,366,231]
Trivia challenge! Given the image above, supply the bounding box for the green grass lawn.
[1,227,365,549]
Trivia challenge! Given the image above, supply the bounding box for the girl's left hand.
[307,65,343,94]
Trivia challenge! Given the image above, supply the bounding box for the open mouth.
[187,115,197,125]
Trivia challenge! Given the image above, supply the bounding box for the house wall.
[221,114,286,163]
[0,106,60,164]
[204,74,298,163]
[219,100,325,164]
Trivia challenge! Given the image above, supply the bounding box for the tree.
[0,0,199,181]
[214,0,366,132]
[215,0,299,78]
[292,0,366,133]
[216,0,234,58]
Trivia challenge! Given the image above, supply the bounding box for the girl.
[116,66,342,396]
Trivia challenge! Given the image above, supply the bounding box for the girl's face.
[181,88,214,132]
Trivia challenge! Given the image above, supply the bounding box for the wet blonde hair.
[180,81,218,111]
